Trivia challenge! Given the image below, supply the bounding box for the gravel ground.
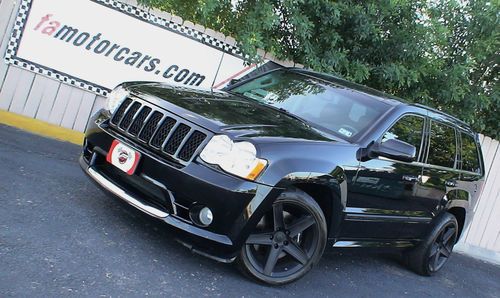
[1,124,499,297]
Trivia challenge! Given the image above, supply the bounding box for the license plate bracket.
[106,140,141,175]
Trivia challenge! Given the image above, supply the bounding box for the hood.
[127,83,340,142]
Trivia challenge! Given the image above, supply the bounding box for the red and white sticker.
[106,140,141,175]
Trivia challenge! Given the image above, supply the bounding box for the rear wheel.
[405,212,458,276]
[238,189,327,285]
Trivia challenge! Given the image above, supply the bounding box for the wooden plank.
[479,185,500,250]
[0,0,19,87]
[61,88,85,129]
[90,95,106,116]
[34,79,60,122]
[483,185,500,251]
[73,92,96,132]
[47,84,72,125]
[481,137,493,173]
[22,75,52,117]
[8,70,35,114]
[484,139,499,180]
[0,66,23,109]
[0,0,15,41]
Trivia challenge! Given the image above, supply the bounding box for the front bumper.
[80,112,281,261]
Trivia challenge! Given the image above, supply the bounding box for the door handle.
[402,175,419,183]
[445,180,457,187]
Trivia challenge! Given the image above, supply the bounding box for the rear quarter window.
[461,133,481,174]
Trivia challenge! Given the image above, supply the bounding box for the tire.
[237,188,327,285]
[405,212,458,276]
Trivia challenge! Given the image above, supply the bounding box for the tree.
[138,0,499,138]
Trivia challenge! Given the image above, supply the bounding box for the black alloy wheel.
[428,223,457,272]
[238,189,327,285]
[406,212,458,276]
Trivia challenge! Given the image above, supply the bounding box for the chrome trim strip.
[333,240,416,248]
[344,213,431,223]
[344,207,432,223]
[134,107,154,137]
[140,173,178,215]
[174,128,194,157]
[87,167,169,219]
[160,122,181,150]
[79,156,234,247]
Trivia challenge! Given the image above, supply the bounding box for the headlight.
[200,135,267,181]
[106,86,129,114]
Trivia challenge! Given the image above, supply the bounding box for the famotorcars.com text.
[34,14,206,86]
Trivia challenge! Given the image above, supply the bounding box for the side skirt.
[330,239,420,249]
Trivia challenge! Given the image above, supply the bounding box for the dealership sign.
[5,0,254,95]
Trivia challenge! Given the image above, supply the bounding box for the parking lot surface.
[1,124,499,297]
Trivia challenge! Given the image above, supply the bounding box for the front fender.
[228,141,360,249]
[230,167,353,249]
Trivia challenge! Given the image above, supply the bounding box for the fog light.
[190,205,214,227]
[199,207,213,226]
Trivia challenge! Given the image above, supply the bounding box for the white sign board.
[6,0,255,94]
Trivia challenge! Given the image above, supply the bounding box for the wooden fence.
[456,136,500,263]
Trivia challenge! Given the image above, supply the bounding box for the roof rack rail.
[413,103,470,127]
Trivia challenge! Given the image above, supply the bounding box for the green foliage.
[138,0,499,138]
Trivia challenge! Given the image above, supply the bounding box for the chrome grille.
[165,124,191,154]
[110,98,209,164]
[111,98,132,125]
[151,117,176,148]
[179,131,207,161]
[129,107,152,136]
[119,102,141,130]
[138,111,163,142]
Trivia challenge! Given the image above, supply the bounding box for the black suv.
[80,68,485,285]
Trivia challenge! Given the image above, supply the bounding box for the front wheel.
[237,189,327,285]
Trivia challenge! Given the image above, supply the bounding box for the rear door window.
[461,133,481,174]
[427,121,457,168]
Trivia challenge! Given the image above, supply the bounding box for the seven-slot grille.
[110,98,209,164]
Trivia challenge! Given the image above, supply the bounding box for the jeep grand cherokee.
[80,68,484,285]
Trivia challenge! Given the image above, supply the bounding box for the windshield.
[229,70,391,140]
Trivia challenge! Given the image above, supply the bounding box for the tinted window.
[461,133,481,173]
[230,70,390,140]
[428,122,457,168]
[382,115,424,157]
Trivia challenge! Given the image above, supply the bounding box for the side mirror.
[370,139,416,162]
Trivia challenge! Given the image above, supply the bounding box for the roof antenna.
[211,52,225,92]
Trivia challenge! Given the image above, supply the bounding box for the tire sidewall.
[238,189,327,285]
[407,212,458,276]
